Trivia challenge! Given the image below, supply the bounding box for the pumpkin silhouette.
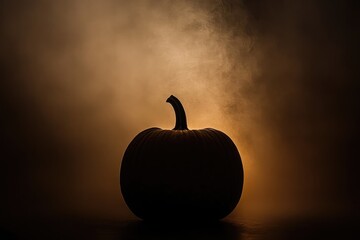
[120,95,243,221]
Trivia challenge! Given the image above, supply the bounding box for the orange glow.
[1,0,264,220]
[54,0,255,219]
[4,0,351,222]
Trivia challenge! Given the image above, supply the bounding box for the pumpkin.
[120,95,243,221]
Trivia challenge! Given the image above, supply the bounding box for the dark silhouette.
[120,95,244,221]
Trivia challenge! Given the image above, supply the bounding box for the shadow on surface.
[86,220,244,240]
[3,216,359,239]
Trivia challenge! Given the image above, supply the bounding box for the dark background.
[1,0,359,238]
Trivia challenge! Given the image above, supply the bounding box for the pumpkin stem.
[166,95,188,130]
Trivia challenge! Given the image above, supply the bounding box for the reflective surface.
[2,216,358,239]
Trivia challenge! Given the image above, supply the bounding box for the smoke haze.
[1,0,358,224]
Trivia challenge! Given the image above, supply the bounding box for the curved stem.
[166,95,188,130]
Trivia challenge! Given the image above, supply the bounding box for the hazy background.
[1,0,359,226]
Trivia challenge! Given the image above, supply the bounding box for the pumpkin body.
[120,96,243,221]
